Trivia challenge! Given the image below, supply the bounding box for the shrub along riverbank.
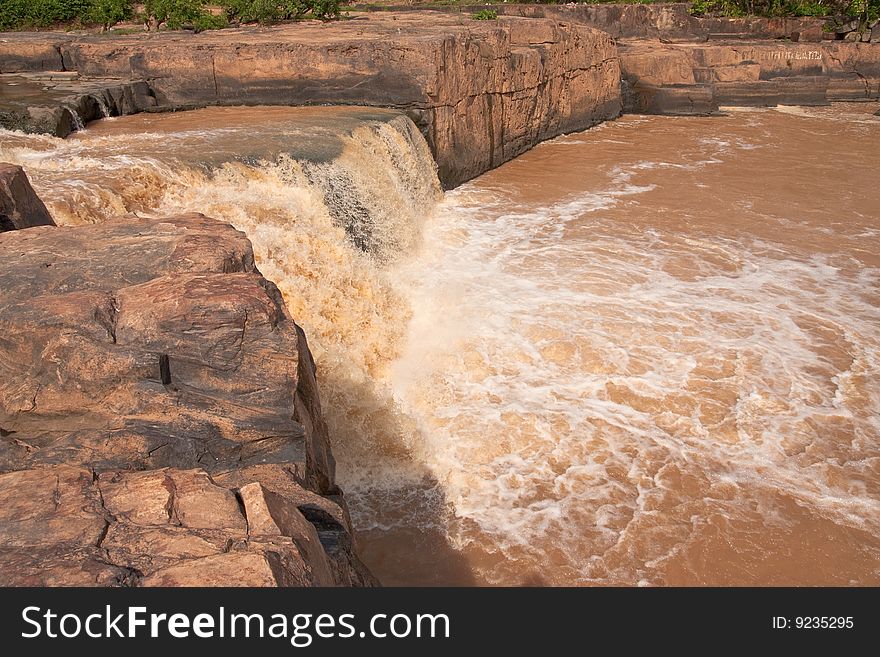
[0,0,342,31]
[691,0,879,36]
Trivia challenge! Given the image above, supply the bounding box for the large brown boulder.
[0,163,55,232]
[0,213,376,586]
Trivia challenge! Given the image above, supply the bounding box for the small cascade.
[64,107,86,132]
[301,115,441,261]
[92,93,112,119]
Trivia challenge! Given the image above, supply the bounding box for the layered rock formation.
[0,164,55,231]
[620,41,880,114]
[486,2,705,41]
[406,3,828,43]
[0,210,376,586]
[0,14,621,187]
[0,73,156,137]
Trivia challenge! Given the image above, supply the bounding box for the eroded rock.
[0,163,55,232]
[0,213,376,586]
[620,40,880,114]
[0,15,621,187]
[0,465,350,586]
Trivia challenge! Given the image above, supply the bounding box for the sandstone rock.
[0,464,353,586]
[622,80,716,115]
[619,40,880,113]
[793,26,824,43]
[715,77,830,106]
[239,481,336,586]
[496,3,706,41]
[0,15,621,187]
[214,463,376,586]
[0,163,55,231]
[0,75,157,138]
[0,42,63,72]
[823,42,880,100]
[0,212,376,586]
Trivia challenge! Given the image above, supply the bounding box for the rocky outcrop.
[488,2,706,41]
[620,40,880,114]
[0,14,621,187]
[0,73,157,138]
[0,163,55,232]
[0,212,376,586]
[0,465,341,586]
[0,41,63,72]
[411,3,827,43]
[696,15,827,42]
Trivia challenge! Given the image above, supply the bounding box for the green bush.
[144,0,209,29]
[0,0,224,31]
[690,0,878,19]
[472,9,498,20]
[87,0,133,30]
[221,0,279,23]
[0,0,91,29]
[307,0,341,20]
[850,0,880,22]
[220,0,341,23]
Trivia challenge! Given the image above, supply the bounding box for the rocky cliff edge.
[0,186,377,586]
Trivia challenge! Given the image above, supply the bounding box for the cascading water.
[0,106,444,516]
[91,94,112,119]
[1,102,878,586]
[65,106,85,131]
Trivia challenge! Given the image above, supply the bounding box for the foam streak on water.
[374,105,880,586]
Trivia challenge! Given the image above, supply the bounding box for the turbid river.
[2,102,878,585]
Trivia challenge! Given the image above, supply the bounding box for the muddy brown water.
[1,103,878,585]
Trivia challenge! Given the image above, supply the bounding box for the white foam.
[385,111,880,584]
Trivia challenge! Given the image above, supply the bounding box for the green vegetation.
[690,0,878,21]
[1,0,875,32]
[143,0,220,30]
[0,0,91,29]
[87,0,132,30]
[471,8,497,19]
[0,0,342,30]
[850,0,880,24]
[220,0,341,23]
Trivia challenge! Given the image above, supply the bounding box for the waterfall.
[0,106,443,504]
[92,93,112,119]
[64,107,85,132]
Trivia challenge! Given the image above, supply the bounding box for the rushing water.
[1,103,878,586]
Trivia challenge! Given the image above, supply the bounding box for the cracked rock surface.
[0,212,376,586]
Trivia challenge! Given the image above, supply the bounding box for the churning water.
[2,103,878,586]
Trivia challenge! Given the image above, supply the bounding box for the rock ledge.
[0,211,376,586]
